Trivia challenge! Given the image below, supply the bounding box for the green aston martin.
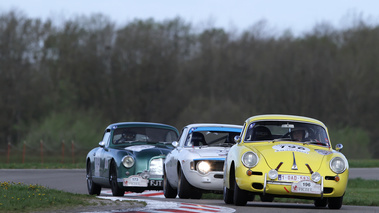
[86,122,179,196]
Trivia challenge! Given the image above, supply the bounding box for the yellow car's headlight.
[122,155,135,168]
[330,157,347,174]
[241,151,259,168]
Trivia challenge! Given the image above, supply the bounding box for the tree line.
[1,10,378,158]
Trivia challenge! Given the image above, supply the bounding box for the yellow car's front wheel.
[328,196,343,209]
[233,177,248,206]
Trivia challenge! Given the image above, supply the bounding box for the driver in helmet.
[291,128,306,141]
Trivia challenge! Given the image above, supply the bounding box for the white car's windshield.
[244,121,330,146]
[185,131,240,147]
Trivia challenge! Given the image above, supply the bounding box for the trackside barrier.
[0,140,87,164]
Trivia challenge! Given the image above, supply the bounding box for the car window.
[185,131,240,147]
[102,131,111,146]
[112,127,178,144]
[244,121,329,146]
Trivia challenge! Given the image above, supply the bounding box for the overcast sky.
[1,0,379,35]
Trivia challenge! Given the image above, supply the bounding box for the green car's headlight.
[330,157,347,174]
[241,151,259,168]
[122,155,135,168]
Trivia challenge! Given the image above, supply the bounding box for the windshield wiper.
[302,141,327,146]
[272,137,292,142]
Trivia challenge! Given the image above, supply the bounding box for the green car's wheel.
[86,162,101,195]
[163,170,177,198]
[109,161,125,197]
[233,177,248,206]
[328,196,343,209]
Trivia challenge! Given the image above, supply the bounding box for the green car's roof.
[106,122,179,133]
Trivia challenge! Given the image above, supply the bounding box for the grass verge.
[203,179,379,206]
[0,182,145,212]
[348,159,379,168]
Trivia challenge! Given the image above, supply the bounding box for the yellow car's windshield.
[244,121,330,146]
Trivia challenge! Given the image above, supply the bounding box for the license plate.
[291,180,321,194]
[149,180,162,187]
[123,175,148,187]
[278,174,310,181]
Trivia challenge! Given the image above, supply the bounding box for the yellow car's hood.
[249,142,332,173]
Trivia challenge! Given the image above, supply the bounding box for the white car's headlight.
[149,158,164,175]
[242,151,259,168]
[197,161,211,175]
[330,157,347,174]
[122,155,135,168]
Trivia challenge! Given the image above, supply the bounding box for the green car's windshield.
[112,127,178,144]
[244,121,330,146]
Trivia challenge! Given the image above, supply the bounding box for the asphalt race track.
[0,168,379,213]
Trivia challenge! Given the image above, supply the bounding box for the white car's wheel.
[177,167,202,199]
[178,168,191,198]
[163,170,177,198]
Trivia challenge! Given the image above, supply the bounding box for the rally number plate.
[291,180,321,194]
[123,175,148,187]
[149,180,162,187]
[278,174,310,182]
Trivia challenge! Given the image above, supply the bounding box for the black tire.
[178,168,201,199]
[328,196,343,209]
[163,170,177,198]
[86,162,101,195]
[260,194,274,202]
[223,185,234,204]
[191,189,203,199]
[314,198,328,207]
[109,161,125,197]
[233,177,248,206]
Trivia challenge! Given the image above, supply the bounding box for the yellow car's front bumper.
[236,168,348,198]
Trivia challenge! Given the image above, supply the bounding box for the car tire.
[223,185,234,204]
[314,198,328,207]
[178,168,192,199]
[86,162,101,195]
[109,161,125,197]
[328,196,343,209]
[260,194,274,202]
[163,170,177,198]
[191,189,203,199]
[233,177,248,206]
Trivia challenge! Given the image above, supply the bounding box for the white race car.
[163,123,242,199]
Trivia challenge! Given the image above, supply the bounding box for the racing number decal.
[272,144,310,154]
